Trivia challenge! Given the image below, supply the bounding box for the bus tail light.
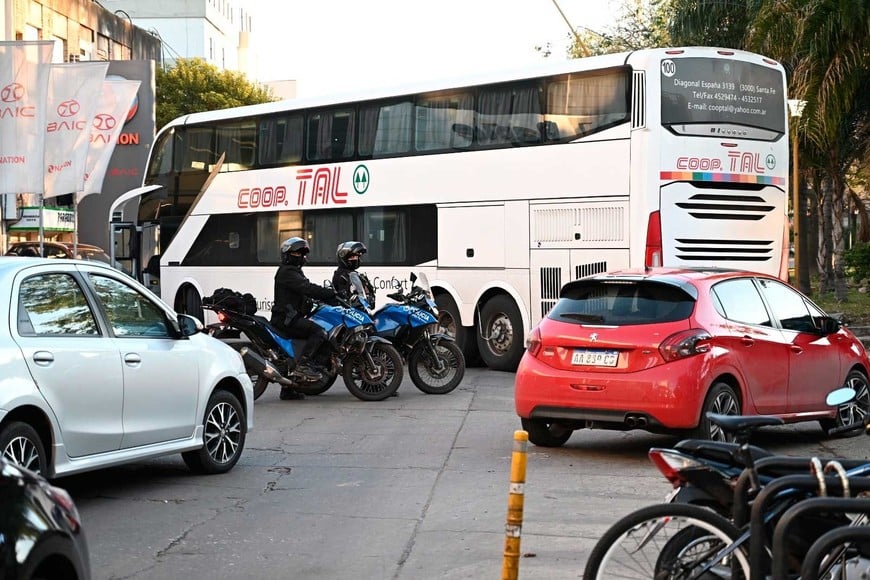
[645,211,662,267]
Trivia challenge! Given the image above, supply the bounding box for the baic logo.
[57,100,80,117]
[1,82,25,103]
[93,113,116,131]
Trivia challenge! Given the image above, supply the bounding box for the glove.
[325,290,341,306]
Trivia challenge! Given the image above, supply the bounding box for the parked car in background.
[0,457,90,579]
[6,241,111,264]
[0,257,254,478]
[515,267,870,446]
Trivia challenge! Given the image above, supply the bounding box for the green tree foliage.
[156,58,276,130]
[665,0,758,49]
[565,0,670,57]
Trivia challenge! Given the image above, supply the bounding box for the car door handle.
[790,345,803,354]
[741,336,755,346]
[123,353,142,365]
[32,351,54,366]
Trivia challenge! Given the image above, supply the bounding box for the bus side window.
[415,92,474,151]
[259,114,303,165]
[307,108,355,162]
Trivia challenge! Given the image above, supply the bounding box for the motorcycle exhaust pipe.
[240,346,295,386]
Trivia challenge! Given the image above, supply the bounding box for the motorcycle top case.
[373,303,437,334]
[204,288,258,315]
[310,304,372,332]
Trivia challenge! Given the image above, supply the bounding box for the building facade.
[0,0,160,253]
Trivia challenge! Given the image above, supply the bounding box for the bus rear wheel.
[435,293,479,365]
[477,295,523,372]
[177,285,204,323]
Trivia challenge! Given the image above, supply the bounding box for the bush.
[843,242,870,283]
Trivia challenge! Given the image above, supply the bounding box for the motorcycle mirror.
[410,272,417,283]
[826,387,856,407]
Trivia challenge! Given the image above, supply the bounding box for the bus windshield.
[660,57,786,139]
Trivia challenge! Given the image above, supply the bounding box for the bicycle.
[584,405,870,579]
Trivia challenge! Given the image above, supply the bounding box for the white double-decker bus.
[113,46,789,372]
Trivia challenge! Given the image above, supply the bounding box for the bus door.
[111,222,136,278]
[139,221,161,295]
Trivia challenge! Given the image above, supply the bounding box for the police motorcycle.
[355,271,465,394]
[203,287,403,402]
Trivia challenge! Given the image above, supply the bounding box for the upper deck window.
[545,69,630,141]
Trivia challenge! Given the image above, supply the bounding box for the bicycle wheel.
[800,525,870,580]
[584,503,750,579]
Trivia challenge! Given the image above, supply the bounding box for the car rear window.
[548,280,695,325]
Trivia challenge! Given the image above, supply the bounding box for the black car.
[0,458,90,579]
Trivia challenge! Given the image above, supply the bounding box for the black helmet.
[336,241,367,270]
[281,237,310,266]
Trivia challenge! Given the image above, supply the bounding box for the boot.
[290,360,322,382]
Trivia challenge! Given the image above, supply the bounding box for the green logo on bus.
[353,165,370,194]
[766,154,776,170]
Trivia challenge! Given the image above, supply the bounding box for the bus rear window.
[660,57,785,140]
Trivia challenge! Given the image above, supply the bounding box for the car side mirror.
[177,314,203,337]
[817,316,841,335]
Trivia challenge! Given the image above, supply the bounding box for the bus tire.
[476,295,524,372]
[177,285,204,322]
[435,294,479,364]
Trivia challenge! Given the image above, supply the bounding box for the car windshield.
[549,280,695,325]
[79,249,111,263]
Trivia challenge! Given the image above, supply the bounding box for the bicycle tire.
[583,502,750,579]
[800,525,870,580]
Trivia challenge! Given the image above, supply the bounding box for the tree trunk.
[849,188,870,243]
[831,172,848,301]
[817,176,833,294]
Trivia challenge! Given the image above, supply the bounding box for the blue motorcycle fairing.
[310,304,372,332]
[373,303,437,335]
[265,326,296,357]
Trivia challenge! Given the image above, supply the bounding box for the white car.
[0,257,254,478]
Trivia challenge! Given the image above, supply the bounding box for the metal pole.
[502,430,528,580]
[792,129,801,291]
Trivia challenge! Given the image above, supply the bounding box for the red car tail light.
[659,329,712,362]
[526,327,542,357]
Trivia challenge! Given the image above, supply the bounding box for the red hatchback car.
[515,268,870,446]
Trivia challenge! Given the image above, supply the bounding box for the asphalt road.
[57,368,870,579]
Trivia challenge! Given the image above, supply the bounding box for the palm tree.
[751,0,870,300]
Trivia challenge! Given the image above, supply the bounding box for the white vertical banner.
[0,40,53,194]
[43,62,108,198]
[79,79,140,200]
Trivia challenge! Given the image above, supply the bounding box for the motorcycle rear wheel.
[253,376,269,400]
[293,361,339,396]
[408,340,465,394]
[342,342,403,401]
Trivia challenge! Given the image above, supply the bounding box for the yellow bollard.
[502,430,528,580]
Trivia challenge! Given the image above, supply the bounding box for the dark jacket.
[332,265,354,300]
[332,267,376,306]
[271,264,336,326]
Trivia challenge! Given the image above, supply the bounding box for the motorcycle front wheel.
[342,342,403,401]
[408,339,465,394]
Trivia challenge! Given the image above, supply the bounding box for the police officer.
[272,237,338,400]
